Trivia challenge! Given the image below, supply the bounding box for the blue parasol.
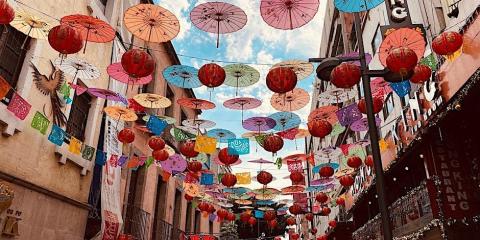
[223,187,250,195]
[334,0,385,13]
[256,200,275,206]
[162,65,202,89]
[312,162,340,173]
[269,111,301,131]
[207,128,236,143]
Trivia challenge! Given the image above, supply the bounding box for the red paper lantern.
[336,197,346,206]
[329,220,337,228]
[121,49,155,78]
[311,228,318,235]
[248,217,257,226]
[339,175,355,187]
[291,233,300,240]
[358,97,384,114]
[410,64,432,84]
[264,210,276,221]
[257,171,273,185]
[315,193,328,204]
[198,63,226,88]
[148,136,165,150]
[321,207,331,216]
[263,135,284,154]
[117,128,135,144]
[347,156,363,169]
[198,202,210,212]
[179,141,199,158]
[268,219,278,229]
[386,47,418,77]
[319,166,334,178]
[308,119,332,138]
[305,213,314,221]
[221,173,237,187]
[289,203,302,215]
[188,160,203,172]
[317,235,328,240]
[266,67,297,94]
[286,217,296,226]
[240,212,251,223]
[217,209,229,220]
[184,194,194,201]
[48,25,83,57]
[330,63,361,88]
[365,155,374,168]
[289,172,304,183]
[208,204,216,214]
[218,148,239,166]
[432,31,463,56]
[152,149,169,162]
[0,0,14,24]
[226,212,236,222]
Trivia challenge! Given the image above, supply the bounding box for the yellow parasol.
[272,60,314,80]
[104,106,138,122]
[133,93,171,109]
[10,10,52,48]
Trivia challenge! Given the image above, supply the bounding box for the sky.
[155,0,327,190]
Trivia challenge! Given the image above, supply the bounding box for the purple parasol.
[107,62,152,85]
[161,154,187,174]
[336,103,363,127]
[310,178,334,186]
[88,88,127,104]
[224,97,262,121]
[242,117,276,132]
[350,117,382,132]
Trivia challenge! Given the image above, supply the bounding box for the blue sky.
[155,0,327,189]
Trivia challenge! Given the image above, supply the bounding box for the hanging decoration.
[31,111,50,135]
[272,60,313,80]
[48,24,83,59]
[235,172,251,185]
[120,48,155,79]
[410,64,432,84]
[0,0,14,25]
[386,47,419,77]
[319,166,335,178]
[117,128,135,144]
[133,93,172,109]
[11,10,52,48]
[218,148,239,166]
[389,80,412,98]
[269,111,301,131]
[262,135,284,155]
[334,0,384,13]
[338,175,355,187]
[350,117,382,132]
[308,119,332,138]
[242,117,276,132]
[61,14,115,53]
[266,67,297,94]
[187,161,203,172]
[357,97,384,114]
[227,138,250,155]
[365,155,374,168]
[318,88,357,104]
[260,0,319,30]
[148,136,165,151]
[379,28,426,68]
[224,97,262,121]
[223,64,260,96]
[179,140,199,159]
[146,116,168,135]
[194,135,217,154]
[330,63,361,88]
[432,31,463,56]
[257,171,273,185]
[347,156,363,169]
[198,63,226,90]
[221,173,238,187]
[7,92,31,121]
[270,88,310,112]
[153,149,169,162]
[54,57,100,81]
[335,103,362,126]
[206,128,236,143]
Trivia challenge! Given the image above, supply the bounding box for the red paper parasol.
[190,2,247,48]
[260,0,320,30]
[61,14,115,53]
[379,28,426,67]
[283,153,307,163]
[107,62,152,85]
[270,88,310,112]
[308,105,339,124]
[281,185,305,195]
[177,98,216,110]
[224,97,262,121]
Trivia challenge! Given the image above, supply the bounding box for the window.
[382,93,395,120]
[165,86,174,117]
[66,91,92,141]
[371,25,382,55]
[0,25,30,103]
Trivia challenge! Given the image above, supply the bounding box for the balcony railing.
[124,205,151,240]
[151,218,186,240]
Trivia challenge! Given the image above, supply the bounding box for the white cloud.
[160,0,192,40]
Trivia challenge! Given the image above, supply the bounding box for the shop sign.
[351,165,374,199]
[385,0,412,25]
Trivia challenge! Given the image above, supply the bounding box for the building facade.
[307,0,480,239]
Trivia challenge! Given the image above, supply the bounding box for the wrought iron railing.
[123,204,151,240]
[152,218,186,240]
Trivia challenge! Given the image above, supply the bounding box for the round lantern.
[248,217,257,226]
[0,0,14,25]
[291,233,300,240]
[198,63,226,88]
[240,212,251,223]
[266,67,297,94]
[289,204,302,215]
[336,197,346,206]
[339,175,355,187]
[432,31,463,56]
[148,136,165,151]
[121,49,155,78]
[347,156,363,169]
[410,64,432,84]
[268,219,278,229]
[311,228,318,235]
[208,204,216,214]
[330,62,361,89]
[218,148,239,166]
[290,172,304,183]
[263,135,284,155]
[117,128,135,144]
[365,155,374,168]
[286,217,296,226]
[305,213,314,221]
[264,210,276,221]
[386,47,418,77]
[226,212,236,222]
[358,97,384,114]
[329,220,337,228]
[221,173,237,187]
[319,166,334,178]
[48,25,83,57]
[184,194,194,201]
[308,119,332,138]
[217,209,229,220]
[317,235,328,240]
[179,141,199,159]
[198,202,210,213]
[187,161,203,172]
[315,192,328,204]
[257,171,273,185]
[321,207,331,216]
[152,149,169,162]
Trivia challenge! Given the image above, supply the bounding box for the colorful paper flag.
[0,76,11,100]
[68,137,82,155]
[127,156,140,168]
[147,116,168,135]
[183,182,200,197]
[200,172,214,185]
[420,53,437,70]
[95,150,106,166]
[81,144,95,161]
[194,135,217,154]
[235,172,251,185]
[7,92,31,120]
[228,138,250,155]
[173,127,195,141]
[109,154,119,167]
[287,160,303,173]
[48,125,66,146]
[145,156,154,168]
[117,155,128,166]
[31,111,50,135]
[390,81,411,98]
[336,104,363,127]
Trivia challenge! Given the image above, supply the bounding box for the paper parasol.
[350,117,382,132]
[161,154,187,174]
[107,62,152,85]
[163,65,202,89]
[207,128,236,143]
[217,202,234,208]
[283,153,308,163]
[371,77,393,97]
[213,155,241,166]
[190,2,247,48]
[310,178,335,186]
[223,187,250,195]
[315,147,343,159]
[281,185,305,195]
[247,158,273,164]
[133,93,171,109]
[277,128,299,140]
[61,14,115,53]
[124,4,180,43]
[104,106,138,122]
[177,98,215,110]
[224,64,260,96]
[88,88,126,103]
[10,10,52,48]
[269,112,301,131]
[182,119,216,129]
[260,0,319,30]
[242,117,276,132]
[272,60,313,80]
[308,105,339,123]
[241,131,265,139]
[335,103,362,126]
[54,57,100,81]
[251,188,281,195]
[329,123,346,137]
[270,88,310,112]
[223,97,262,121]
[295,129,311,138]
[235,199,253,205]
[318,88,357,104]
[334,0,384,13]
[379,28,426,67]
[257,200,275,206]
[334,168,355,178]
[143,115,177,124]
[312,163,340,173]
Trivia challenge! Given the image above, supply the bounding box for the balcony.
[151,218,186,240]
[124,205,151,240]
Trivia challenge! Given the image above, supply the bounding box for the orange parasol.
[308,105,339,124]
[281,185,305,195]
[177,98,215,110]
[133,93,171,109]
[124,4,180,43]
[270,88,310,112]
[61,14,115,53]
[104,106,138,122]
[379,27,426,67]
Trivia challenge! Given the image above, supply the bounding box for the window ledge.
[0,103,25,136]
[55,144,94,176]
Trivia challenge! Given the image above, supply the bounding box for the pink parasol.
[248,158,273,164]
[161,154,187,174]
[224,97,262,121]
[270,88,310,112]
[177,98,216,110]
[260,0,320,30]
[242,117,277,132]
[281,185,305,195]
[371,77,393,97]
[308,105,339,124]
[107,62,152,85]
[276,127,299,140]
[88,88,127,104]
[190,2,247,48]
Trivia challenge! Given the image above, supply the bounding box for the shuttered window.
[66,92,92,141]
